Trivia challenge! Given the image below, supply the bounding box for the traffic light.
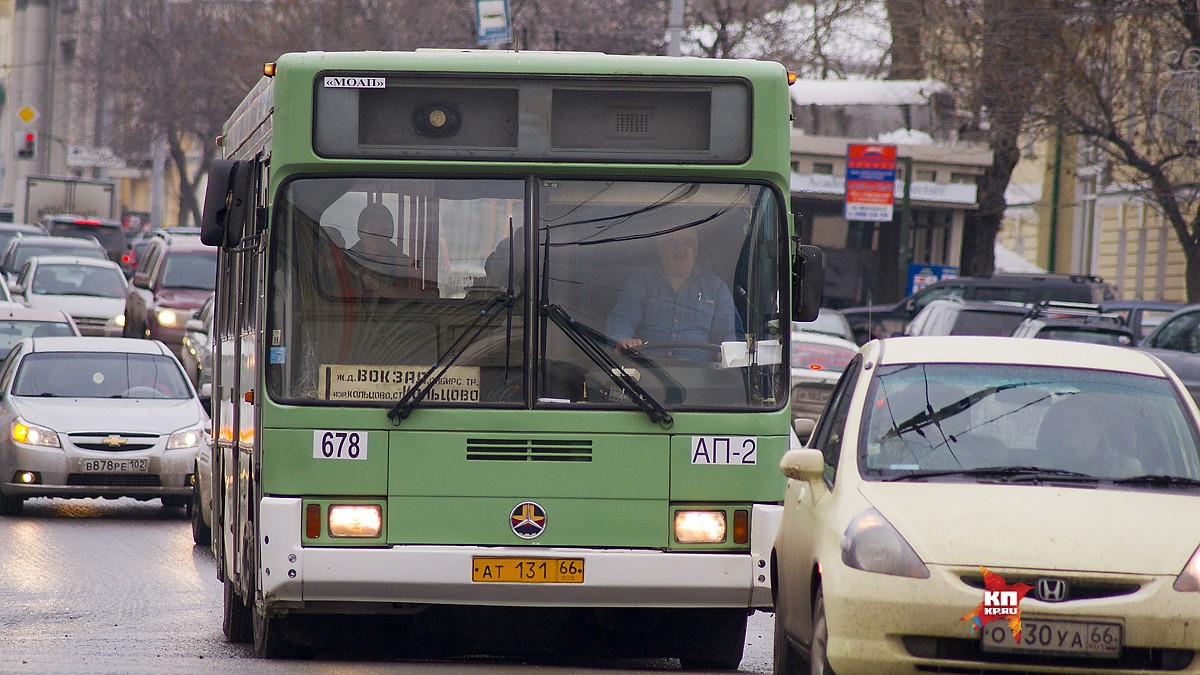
[15,131,35,160]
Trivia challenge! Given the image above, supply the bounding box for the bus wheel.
[676,609,747,671]
[222,577,253,643]
[253,605,307,659]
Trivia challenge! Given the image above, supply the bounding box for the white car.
[0,336,209,515]
[773,336,1200,674]
[11,255,128,336]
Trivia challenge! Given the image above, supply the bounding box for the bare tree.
[912,0,1068,275]
[1036,0,1200,300]
[509,0,666,53]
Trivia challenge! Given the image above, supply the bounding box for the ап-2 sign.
[690,436,757,465]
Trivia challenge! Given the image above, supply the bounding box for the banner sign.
[907,264,959,296]
[844,143,897,221]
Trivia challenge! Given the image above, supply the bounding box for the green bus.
[201,49,822,666]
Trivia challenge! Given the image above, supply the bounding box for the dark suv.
[123,232,217,352]
[42,214,126,266]
[842,273,1118,343]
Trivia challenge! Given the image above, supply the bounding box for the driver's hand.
[616,338,643,352]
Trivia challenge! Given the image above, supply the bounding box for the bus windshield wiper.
[387,291,515,424]
[1112,474,1200,488]
[542,302,673,427]
[885,466,1097,482]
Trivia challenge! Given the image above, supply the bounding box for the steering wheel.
[122,386,168,399]
[623,342,722,362]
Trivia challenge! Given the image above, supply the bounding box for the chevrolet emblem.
[102,435,128,447]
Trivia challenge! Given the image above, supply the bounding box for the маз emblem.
[510,501,546,539]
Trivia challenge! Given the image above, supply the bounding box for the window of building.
[812,162,834,175]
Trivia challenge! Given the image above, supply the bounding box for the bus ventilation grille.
[465,439,592,462]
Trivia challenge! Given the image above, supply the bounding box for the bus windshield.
[269,177,785,411]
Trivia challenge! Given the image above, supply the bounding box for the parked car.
[1136,303,1200,406]
[792,308,854,343]
[842,273,1118,344]
[1099,299,1186,341]
[790,329,857,421]
[11,256,128,336]
[0,336,209,515]
[179,293,214,406]
[41,214,127,266]
[123,233,217,353]
[773,336,1200,674]
[0,222,48,255]
[0,235,108,284]
[0,305,80,361]
[904,297,1030,337]
[1010,301,1135,346]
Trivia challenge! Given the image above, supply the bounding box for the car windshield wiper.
[542,302,673,427]
[885,382,1045,440]
[885,466,1098,482]
[386,290,516,424]
[1112,474,1200,488]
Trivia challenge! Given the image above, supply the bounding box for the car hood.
[15,397,204,434]
[154,289,212,309]
[27,295,124,319]
[860,481,1200,574]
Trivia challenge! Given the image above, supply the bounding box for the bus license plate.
[81,458,149,473]
[472,557,584,583]
[980,617,1121,658]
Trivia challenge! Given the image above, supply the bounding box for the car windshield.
[0,321,75,352]
[48,222,124,255]
[1036,327,1133,346]
[32,264,125,297]
[12,352,191,399]
[950,309,1027,336]
[268,177,785,411]
[161,252,217,290]
[859,363,1200,482]
[795,311,851,340]
[11,244,105,272]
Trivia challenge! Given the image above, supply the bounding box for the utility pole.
[897,156,914,295]
[667,0,684,56]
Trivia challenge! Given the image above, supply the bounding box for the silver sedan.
[0,336,209,515]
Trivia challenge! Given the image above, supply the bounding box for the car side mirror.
[793,417,817,445]
[779,447,825,482]
[199,382,212,398]
[185,318,205,332]
[132,275,150,289]
[8,283,23,296]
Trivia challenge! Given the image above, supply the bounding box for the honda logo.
[1036,577,1069,602]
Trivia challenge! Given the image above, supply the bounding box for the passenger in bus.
[605,227,741,360]
[346,203,412,292]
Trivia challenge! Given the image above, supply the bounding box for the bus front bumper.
[258,498,779,612]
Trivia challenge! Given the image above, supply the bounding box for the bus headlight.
[674,510,726,544]
[12,418,60,447]
[328,504,382,537]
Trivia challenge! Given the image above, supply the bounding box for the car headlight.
[1174,544,1200,591]
[12,418,60,448]
[841,508,929,578]
[156,308,180,327]
[113,314,125,328]
[167,426,205,450]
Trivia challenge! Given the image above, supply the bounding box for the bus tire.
[676,609,747,671]
[253,604,306,659]
[222,577,253,643]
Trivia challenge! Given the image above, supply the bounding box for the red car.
[123,232,216,353]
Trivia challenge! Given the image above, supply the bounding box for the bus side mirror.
[201,159,252,248]
[792,244,823,322]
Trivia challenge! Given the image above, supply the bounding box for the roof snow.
[791,79,951,107]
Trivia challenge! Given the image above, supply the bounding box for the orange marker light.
[305,503,322,538]
[263,62,276,77]
[787,71,798,85]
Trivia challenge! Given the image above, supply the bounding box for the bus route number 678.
[312,430,369,460]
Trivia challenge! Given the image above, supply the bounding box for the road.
[0,497,774,674]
